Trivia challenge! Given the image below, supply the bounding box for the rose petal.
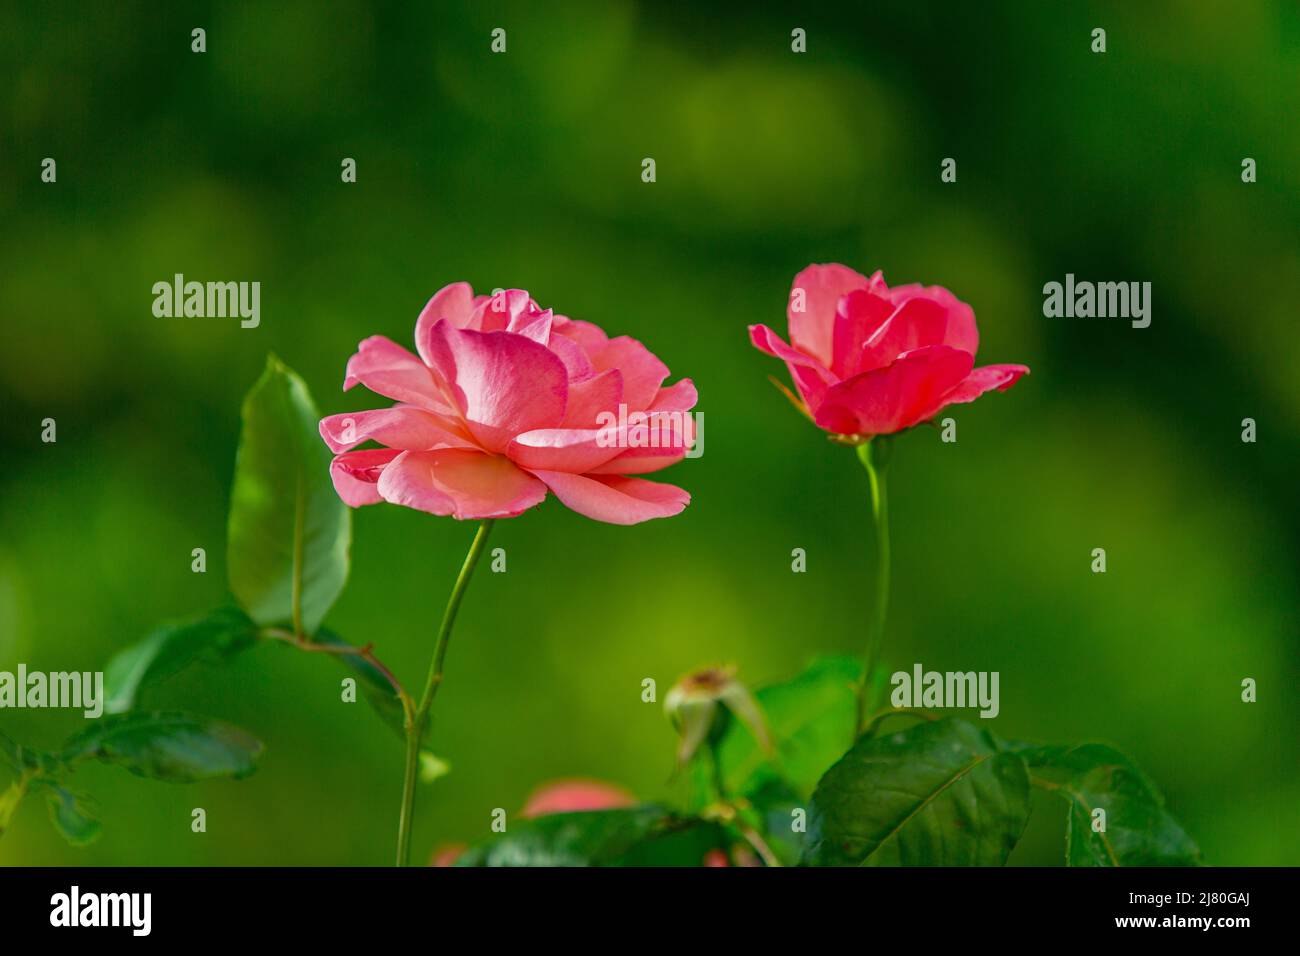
[886,282,959,308]
[319,405,473,454]
[551,315,610,356]
[856,294,978,374]
[590,336,669,412]
[813,345,974,436]
[416,282,477,364]
[831,286,894,378]
[506,428,624,474]
[561,368,623,428]
[330,448,401,507]
[749,323,836,410]
[508,307,553,344]
[788,263,874,368]
[521,780,636,818]
[545,327,596,382]
[423,320,569,452]
[343,335,449,411]
[528,471,690,525]
[586,445,687,475]
[648,378,698,413]
[473,289,539,333]
[937,363,1029,408]
[581,406,693,474]
[377,449,548,519]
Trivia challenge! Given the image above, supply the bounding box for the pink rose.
[322,284,695,524]
[750,264,1028,437]
[520,779,636,818]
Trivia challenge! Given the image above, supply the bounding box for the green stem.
[707,739,727,804]
[395,519,495,867]
[395,723,421,866]
[854,439,891,735]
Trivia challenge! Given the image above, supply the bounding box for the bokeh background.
[1,0,1296,866]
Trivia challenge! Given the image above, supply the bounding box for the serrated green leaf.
[455,805,726,867]
[1010,742,1201,866]
[62,712,263,783]
[104,606,259,713]
[228,355,349,636]
[803,717,1030,866]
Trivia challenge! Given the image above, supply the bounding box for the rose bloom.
[750,264,1027,438]
[322,284,695,524]
[520,779,636,818]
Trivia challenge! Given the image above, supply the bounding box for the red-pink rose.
[520,779,636,818]
[322,283,695,524]
[750,264,1027,437]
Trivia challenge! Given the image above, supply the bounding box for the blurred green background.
[1,0,1297,866]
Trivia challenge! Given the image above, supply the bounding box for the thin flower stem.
[738,821,783,868]
[395,519,495,867]
[854,439,891,735]
[707,739,728,804]
[396,724,421,867]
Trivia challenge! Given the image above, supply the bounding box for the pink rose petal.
[857,294,978,374]
[561,368,623,429]
[551,315,610,357]
[938,363,1029,408]
[506,427,624,474]
[590,336,669,412]
[648,378,698,413]
[749,323,836,410]
[831,287,893,379]
[423,320,569,453]
[377,448,548,519]
[344,335,449,411]
[788,263,874,368]
[329,448,401,506]
[415,282,477,364]
[319,405,473,454]
[814,345,974,435]
[528,471,690,525]
[521,779,636,818]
